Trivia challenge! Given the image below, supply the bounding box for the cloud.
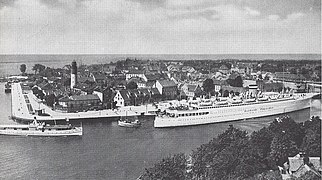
[268,15,280,21]
[244,7,260,16]
[0,0,320,54]
[286,12,305,20]
[0,0,17,9]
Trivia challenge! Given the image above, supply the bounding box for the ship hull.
[0,128,82,136]
[154,96,312,128]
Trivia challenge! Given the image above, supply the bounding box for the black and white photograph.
[0,0,321,179]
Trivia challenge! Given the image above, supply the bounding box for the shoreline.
[11,83,157,122]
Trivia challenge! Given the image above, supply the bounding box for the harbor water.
[0,82,321,179]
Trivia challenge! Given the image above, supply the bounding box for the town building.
[180,84,203,99]
[280,153,321,179]
[57,94,101,112]
[155,80,177,100]
[125,70,147,81]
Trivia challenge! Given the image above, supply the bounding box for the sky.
[0,0,321,54]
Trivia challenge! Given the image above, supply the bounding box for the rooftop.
[157,80,176,87]
[70,94,100,101]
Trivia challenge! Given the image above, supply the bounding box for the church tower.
[71,60,77,89]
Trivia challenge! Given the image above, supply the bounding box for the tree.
[32,64,46,74]
[223,90,229,97]
[20,64,26,74]
[45,94,56,107]
[235,76,243,87]
[142,153,187,180]
[227,75,243,87]
[269,133,298,166]
[202,78,214,93]
[301,116,321,157]
[268,116,305,147]
[37,90,45,100]
[126,81,138,90]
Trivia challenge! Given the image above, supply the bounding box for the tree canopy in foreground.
[141,116,321,180]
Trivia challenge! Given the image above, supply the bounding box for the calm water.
[0,82,321,179]
[0,54,320,77]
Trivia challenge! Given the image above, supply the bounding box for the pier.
[11,83,157,122]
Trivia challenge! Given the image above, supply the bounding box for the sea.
[0,54,321,77]
[0,54,321,179]
[0,82,321,180]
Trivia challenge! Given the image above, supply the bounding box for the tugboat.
[0,118,82,136]
[4,82,11,93]
[118,116,141,128]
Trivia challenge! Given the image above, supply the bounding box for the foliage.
[202,79,213,93]
[32,64,46,74]
[269,133,298,166]
[45,94,56,107]
[126,81,138,90]
[144,116,321,179]
[142,153,187,180]
[20,64,27,74]
[246,170,282,180]
[223,90,229,97]
[268,116,305,147]
[301,116,321,157]
[227,75,243,87]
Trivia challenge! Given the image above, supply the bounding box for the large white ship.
[154,93,316,128]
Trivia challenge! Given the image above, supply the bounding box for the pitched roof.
[70,94,100,101]
[289,155,321,172]
[92,73,106,80]
[213,80,227,85]
[157,80,176,87]
[185,84,199,92]
[150,88,160,95]
[138,88,149,95]
[59,96,70,102]
[119,90,131,101]
[128,69,144,74]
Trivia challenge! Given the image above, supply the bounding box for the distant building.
[213,80,227,92]
[274,72,306,82]
[218,64,230,74]
[126,70,147,81]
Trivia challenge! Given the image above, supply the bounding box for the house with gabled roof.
[114,90,131,107]
[155,80,177,100]
[280,153,322,180]
[181,83,202,99]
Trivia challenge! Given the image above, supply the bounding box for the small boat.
[118,117,141,128]
[0,120,82,136]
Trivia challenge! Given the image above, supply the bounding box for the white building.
[125,70,147,81]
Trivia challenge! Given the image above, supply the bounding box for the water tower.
[71,61,77,89]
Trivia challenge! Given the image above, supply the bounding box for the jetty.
[11,83,157,122]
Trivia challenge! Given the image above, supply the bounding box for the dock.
[11,83,157,121]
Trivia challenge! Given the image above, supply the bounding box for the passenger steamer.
[0,120,82,136]
[154,93,315,128]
